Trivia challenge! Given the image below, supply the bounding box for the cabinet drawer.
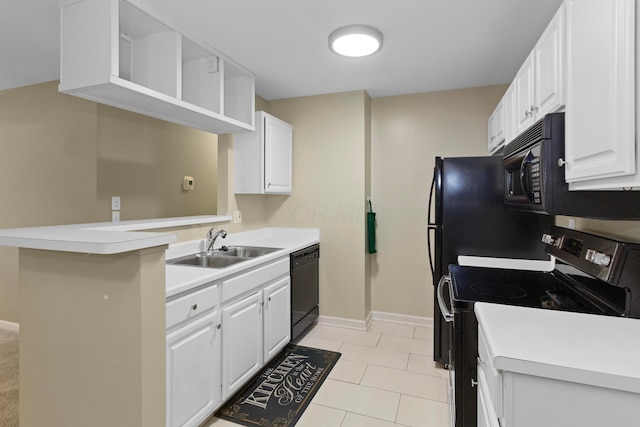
[167,284,219,330]
[222,258,289,303]
[478,327,503,417]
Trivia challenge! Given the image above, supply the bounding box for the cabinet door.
[535,3,565,118]
[514,52,536,135]
[477,370,500,427]
[222,292,263,400]
[488,99,506,154]
[503,83,516,145]
[264,115,293,194]
[565,0,636,185]
[487,110,497,153]
[166,312,221,427]
[263,277,291,361]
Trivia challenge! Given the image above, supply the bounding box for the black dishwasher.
[290,244,319,340]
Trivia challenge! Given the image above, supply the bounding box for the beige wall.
[6,81,639,326]
[370,85,507,317]
[267,92,371,321]
[556,216,640,241]
[96,105,218,222]
[0,82,98,322]
[0,82,221,322]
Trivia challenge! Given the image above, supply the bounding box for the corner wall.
[268,91,371,321]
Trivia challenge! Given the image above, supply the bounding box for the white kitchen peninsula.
[475,302,640,427]
[0,217,318,427]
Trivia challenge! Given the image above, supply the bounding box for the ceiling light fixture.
[328,25,383,57]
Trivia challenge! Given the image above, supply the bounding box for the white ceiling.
[1,0,564,100]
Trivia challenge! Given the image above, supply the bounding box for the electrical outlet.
[111,196,121,211]
[233,210,242,224]
[112,211,120,222]
[568,218,575,229]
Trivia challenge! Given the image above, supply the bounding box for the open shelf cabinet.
[59,0,255,134]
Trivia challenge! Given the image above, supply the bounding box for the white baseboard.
[317,315,368,331]
[371,311,433,327]
[0,319,19,332]
[317,311,433,331]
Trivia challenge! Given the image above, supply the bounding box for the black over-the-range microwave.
[502,113,640,219]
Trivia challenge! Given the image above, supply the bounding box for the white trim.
[317,311,433,331]
[317,315,368,331]
[364,311,373,330]
[0,319,19,332]
[371,311,433,327]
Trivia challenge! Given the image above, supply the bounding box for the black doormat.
[215,344,341,427]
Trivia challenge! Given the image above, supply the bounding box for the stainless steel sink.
[167,246,282,269]
[218,245,281,258]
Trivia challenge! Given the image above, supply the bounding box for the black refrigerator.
[428,156,552,367]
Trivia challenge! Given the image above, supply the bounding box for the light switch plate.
[233,210,242,224]
[111,196,121,211]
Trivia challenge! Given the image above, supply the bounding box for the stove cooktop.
[448,264,624,316]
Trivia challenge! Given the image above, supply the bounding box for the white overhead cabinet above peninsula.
[59,0,255,134]
[234,111,293,195]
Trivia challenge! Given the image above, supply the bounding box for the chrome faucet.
[206,227,227,252]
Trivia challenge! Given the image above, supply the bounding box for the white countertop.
[0,215,230,254]
[475,302,640,394]
[165,227,319,298]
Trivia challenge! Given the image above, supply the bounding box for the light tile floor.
[204,320,451,427]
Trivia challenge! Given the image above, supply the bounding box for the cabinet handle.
[471,379,478,388]
[191,304,198,311]
[558,158,567,168]
[524,109,533,117]
[531,105,538,113]
[216,324,221,330]
[268,297,272,302]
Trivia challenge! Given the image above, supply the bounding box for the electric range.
[438,226,640,427]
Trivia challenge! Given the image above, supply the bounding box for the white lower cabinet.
[166,256,291,426]
[477,321,640,427]
[263,277,292,361]
[221,291,264,400]
[166,311,221,427]
[477,369,500,427]
[221,275,292,400]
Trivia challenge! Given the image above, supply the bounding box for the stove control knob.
[585,249,611,267]
[541,234,556,245]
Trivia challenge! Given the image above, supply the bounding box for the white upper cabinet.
[488,97,505,154]
[515,3,566,136]
[564,0,637,189]
[490,3,565,153]
[514,51,537,134]
[59,0,255,134]
[534,4,566,119]
[503,83,517,144]
[234,111,293,195]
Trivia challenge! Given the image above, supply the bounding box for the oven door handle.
[437,275,454,323]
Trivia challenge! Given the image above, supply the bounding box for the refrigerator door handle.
[437,275,454,323]
[427,169,437,275]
